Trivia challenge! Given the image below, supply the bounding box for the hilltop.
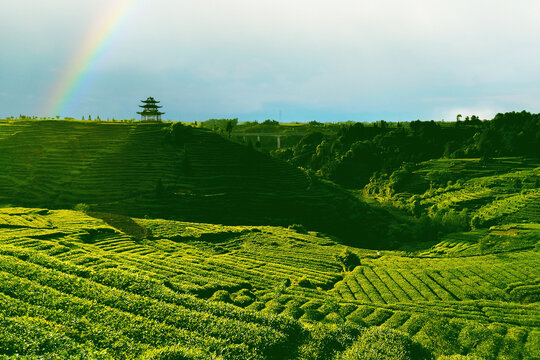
[0,119,401,247]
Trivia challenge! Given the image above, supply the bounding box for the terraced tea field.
[414,158,540,185]
[366,157,540,231]
[0,119,393,246]
[0,207,538,359]
[0,119,538,359]
[332,252,537,304]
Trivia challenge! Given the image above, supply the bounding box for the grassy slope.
[418,159,539,221]
[0,121,539,358]
[0,120,393,247]
[0,207,538,359]
[365,157,540,231]
[363,156,540,258]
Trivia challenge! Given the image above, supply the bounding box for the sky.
[1,0,540,123]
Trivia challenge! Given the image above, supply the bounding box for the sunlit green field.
[0,207,538,359]
[0,119,538,359]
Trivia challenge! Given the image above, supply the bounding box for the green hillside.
[221,111,540,189]
[0,119,396,247]
[0,118,538,359]
[365,158,539,221]
[0,207,537,359]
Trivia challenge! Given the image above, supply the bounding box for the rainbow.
[43,0,143,117]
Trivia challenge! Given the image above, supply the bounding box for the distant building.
[137,97,164,121]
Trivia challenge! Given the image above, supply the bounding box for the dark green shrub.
[416,318,462,355]
[297,277,314,288]
[298,323,362,360]
[338,304,358,318]
[346,306,375,325]
[219,344,263,360]
[346,311,367,326]
[524,329,539,360]
[246,301,266,311]
[334,248,361,271]
[458,323,492,353]
[288,224,308,234]
[262,300,284,314]
[365,308,394,326]
[209,290,232,303]
[474,334,504,360]
[302,301,324,322]
[233,295,254,307]
[425,170,456,187]
[231,288,255,307]
[319,298,340,315]
[509,285,540,303]
[283,300,304,319]
[167,122,192,143]
[303,309,324,322]
[233,288,255,298]
[470,215,484,229]
[74,203,90,212]
[336,327,431,360]
[322,312,343,324]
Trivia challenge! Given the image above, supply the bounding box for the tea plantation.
[0,119,395,246]
[0,205,537,359]
[0,119,538,359]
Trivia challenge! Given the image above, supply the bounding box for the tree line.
[270,111,539,188]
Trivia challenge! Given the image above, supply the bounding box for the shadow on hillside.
[87,211,151,240]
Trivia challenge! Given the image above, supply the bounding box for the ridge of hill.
[0,119,399,247]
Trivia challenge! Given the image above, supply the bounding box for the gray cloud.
[1,0,539,121]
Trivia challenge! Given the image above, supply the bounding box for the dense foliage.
[259,111,540,188]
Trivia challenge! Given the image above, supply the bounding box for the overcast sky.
[1,0,540,122]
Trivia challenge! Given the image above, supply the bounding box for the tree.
[262,119,279,126]
[226,120,234,139]
[334,248,360,272]
[169,122,192,143]
[476,128,500,158]
[456,114,462,122]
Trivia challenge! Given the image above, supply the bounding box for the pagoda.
[137,97,165,121]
